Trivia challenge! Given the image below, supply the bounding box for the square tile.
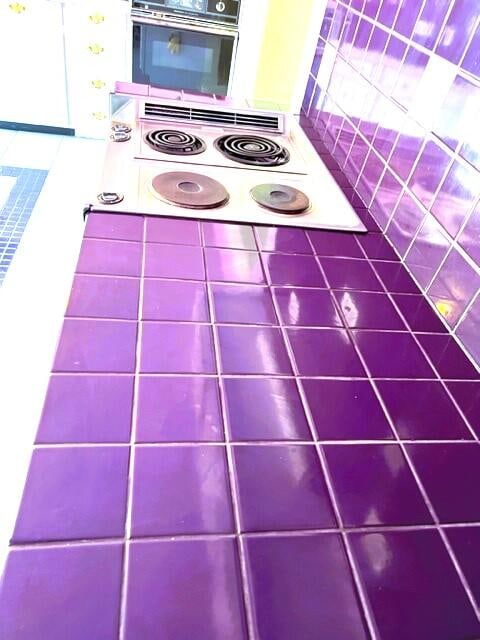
[146,217,200,245]
[140,323,215,373]
[446,382,480,437]
[350,530,480,640]
[302,379,393,440]
[36,375,134,443]
[244,533,369,640]
[85,212,143,242]
[325,444,432,526]
[320,257,384,291]
[136,377,223,442]
[275,288,343,327]
[66,275,140,320]
[377,380,472,440]
[12,447,129,542]
[372,260,419,294]
[217,326,291,374]
[125,539,247,639]
[142,279,209,321]
[334,290,405,329]
[53,319,137,373]
[262,253,326,287]
[211,284,276,324]
[391,294,447,333]
[407,443,480,523]
[256,227,312,254]
[144,243,205,280]
[307,230,364,258]
[357,233,399,261]
[0,543,123,640]
[234,445,335,531]
[131,446,233,536]
[224,377,311,441]
[205,247,264,283]
[203,221,256,249]
[288,328,366,376]
[416,334,480,380]
[76,238,142,277]
[445,526,480,604]
[354,331,436,378]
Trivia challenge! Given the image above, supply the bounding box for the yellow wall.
[254,0,316,111]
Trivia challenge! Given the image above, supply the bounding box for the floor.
[0,129,104,570]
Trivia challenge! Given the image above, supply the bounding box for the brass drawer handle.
[92,112,106,120]
[9,2,26,13]
[88,43,104,55]
[88,13,105,24]
[90,80,106,89]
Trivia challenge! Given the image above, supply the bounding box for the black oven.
[131,0,240,96]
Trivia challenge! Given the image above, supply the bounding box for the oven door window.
[133,23,235,96]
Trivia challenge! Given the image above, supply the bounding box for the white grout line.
[118,216,147,640]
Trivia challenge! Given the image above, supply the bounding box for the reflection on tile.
[217,325,292,374]
[456,295,480,372]
[275,287,343,327]
[289,328,366,376]
[203,222,256,250]
[146,217,200,245]
[86,213,143,242]
[335,290,405,329]
[205,247,264,283]
[77,238,142,277]
[263,253,326,287]
[256,227,312,254]
[404,215,450,289]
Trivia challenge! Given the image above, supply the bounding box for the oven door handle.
[131,12,237,38]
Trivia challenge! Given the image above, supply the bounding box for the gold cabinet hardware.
[90,79,106,89]
[88,43,104,55]
[88,14,105,24]
[92,112,106,120]
[9,2,26,13]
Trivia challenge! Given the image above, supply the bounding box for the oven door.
[132,17,237,96]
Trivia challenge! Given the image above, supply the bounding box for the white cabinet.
[0,0,69,128]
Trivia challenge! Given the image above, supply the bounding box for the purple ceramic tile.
[288,328,366,376]
[350,529,480,640]
[205,247,264,284]
[461,22,480,77]
[308,230,364,257]
[85,212,143,241]
[357,233,399,261]
[434,75,474,151]
[203,222,256,250]
[377,380,472,439]
[234,445,335,531]
[262,253,326,287]
[392,293,447,332]
[377,0,401,27]
[446,526,480,603]
[224,377,311,441]
[364,0,381,19]
[431,159,479,238]
[377,37,407,94]
[320,257,384,291]
[0,543,123,640]
[334,290,405,329]
[429,249,480,327]
[407,443,480,522]
[125,539,247,639]
[302,379,393,440]
[354,330,436,378]
[417,333,480,379]
[211,283,276,324]
[144,243,205,280]
[131,446,233,536]
[355,208,383,233]
[245,533,369,640]
[457,295,480,366]
[408,140,452,210]
[393,0,423,37]
[369,169,403,230]
[146,217,200,245]
[142,279,209,321]
[326,444,432,526]
[458,202,480,264]
[13,447,129,542]
[76,238,142,277]
[405,215,451,288]
[217,325,292,374]
[274,287,343,327]
[140,323,215,373]
[447,381,480,437]
[136,376,223,442]
[388,122,425,181]
[53,319,137,373]
[392,49,429,112]
[371,102,400,161]
[412,0,451,49]
[66,275,140,320]
[36,375,134,443]
[372,260,419,293]
[255,226,312,254]
[386,191,425,258]
[436,0,479,64]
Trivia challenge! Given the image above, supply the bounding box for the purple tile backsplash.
[302,0,480,368]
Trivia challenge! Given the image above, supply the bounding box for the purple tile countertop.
[2,212,480,639]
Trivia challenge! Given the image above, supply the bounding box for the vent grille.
[143,102,282,132]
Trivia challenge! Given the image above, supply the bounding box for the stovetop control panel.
[132,0,240,25]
